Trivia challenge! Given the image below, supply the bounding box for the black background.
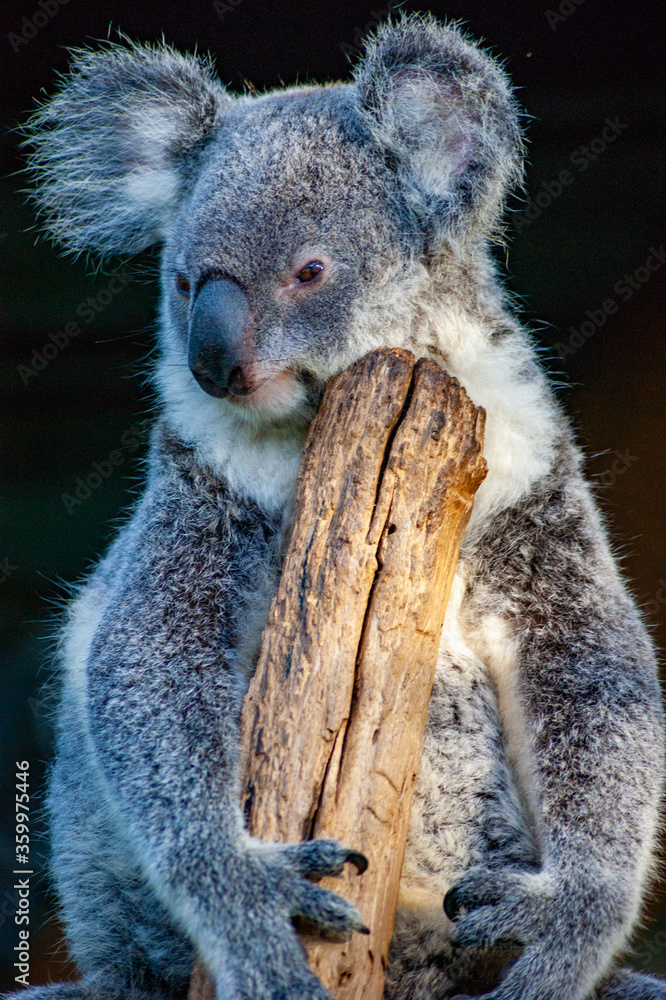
[1,0,665,990]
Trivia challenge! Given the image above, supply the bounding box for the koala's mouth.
[191,360,278,399]
[192,363,318,422]
[226,369,300,408]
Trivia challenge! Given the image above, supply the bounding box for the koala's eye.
[295,261,325,284]
[176,273,191,296]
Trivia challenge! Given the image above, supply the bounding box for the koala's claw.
[283,839,368,880]
[444,878,501,920]
[443,867,548,950]
[345,850,369,875]
[443,885,460,920]
[292,878,369,938]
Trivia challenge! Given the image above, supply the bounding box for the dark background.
[1,0,664,991]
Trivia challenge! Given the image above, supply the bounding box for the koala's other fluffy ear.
[354,14,524,250]
[24,40,230,257]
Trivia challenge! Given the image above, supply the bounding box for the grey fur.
[11,13,665,1000]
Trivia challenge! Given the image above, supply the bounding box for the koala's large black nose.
[188,278,251,398]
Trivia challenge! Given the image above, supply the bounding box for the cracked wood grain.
[188,347,487,1000]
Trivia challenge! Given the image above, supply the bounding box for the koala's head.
[25,15,523,427]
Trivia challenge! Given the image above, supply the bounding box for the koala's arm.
[448,440,664,1000]
[80,430,365,1000]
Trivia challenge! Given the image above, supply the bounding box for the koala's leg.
[0,979,182,1000]
[441,446,665,1000]
[48,430,366,1000]
[591,968,666,999]
[46,688,194,999]
[386,575,537,1000]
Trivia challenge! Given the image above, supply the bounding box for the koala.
[13,13,665,1000]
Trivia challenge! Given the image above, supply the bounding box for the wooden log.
[188,348,487,1000]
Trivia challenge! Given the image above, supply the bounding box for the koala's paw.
[273,839,370,937]
[219,840,369,999]
[244,837,370,938]
[281,839,368,880]
[444,866,625,1000]
[444,866,551,950]
[220,961,335,1000]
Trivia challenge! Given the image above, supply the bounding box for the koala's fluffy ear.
[23,40,230,257]
[354,14,524,250]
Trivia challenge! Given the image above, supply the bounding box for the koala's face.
[26,17,523,428]
[162,88,419,423]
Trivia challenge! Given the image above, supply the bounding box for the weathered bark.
[188,348,487,1000]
